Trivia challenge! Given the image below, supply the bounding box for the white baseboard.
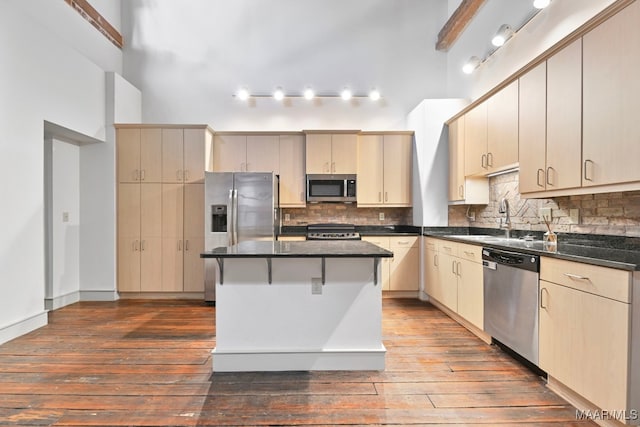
[0,311,48,345]
[80,290,119,301]
[212,347,387,372]
[45,291,80,311]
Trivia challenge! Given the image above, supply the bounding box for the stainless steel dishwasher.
[483,247,540,366]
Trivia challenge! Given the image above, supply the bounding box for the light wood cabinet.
[212,134,280,173]
[278,134,306,207]
[582,0,640,187]
[357,133,412,207]
[520,40,582,194]
[389,236,419,291]
[486,80,519,174]
[423,239,484,330]
[277,235,306,242]
[463,102,488,177]
[448,117,488,204]
[117,128,162,183]
[116,125,209,295]
[305,133,357,174]
[361,236,391,291]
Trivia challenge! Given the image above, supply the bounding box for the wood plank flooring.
[0,298,595,426]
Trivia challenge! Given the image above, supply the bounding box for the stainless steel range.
[306,223,361,241]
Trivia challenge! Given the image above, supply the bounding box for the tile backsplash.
[282,204,412,226]
[448,171,640,237]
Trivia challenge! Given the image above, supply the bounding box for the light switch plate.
[539,207,552,222]
[62,212,69,222]
[569,208,580,224]
[284,213,290,221]
[311,278,323,295]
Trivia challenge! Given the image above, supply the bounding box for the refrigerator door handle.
[228,189,234,246]
[232,189,239,245]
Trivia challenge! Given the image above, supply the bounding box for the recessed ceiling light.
[491,24,513,47]
[369,89,381,101]
[236,87,249,101]
[533,0,551,9]
[341,88,352,101]
[273,87,285,101]
[303,88,315,100]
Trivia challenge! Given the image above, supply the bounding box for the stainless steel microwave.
[306,174,357,203]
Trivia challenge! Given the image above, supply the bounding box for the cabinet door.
[184,128,206,183]
[448,118,465,201]
[279,135,306,207]
[161,129,184,183]
[389,245,419,291]
[212,135,247,172]
[183,183,204,292]
[183,237,204,292]
[487,81,519,173]
[383,134,412,206]
[436,252,458,312]
[140,184,162,292]
[362,236,390,290]
[539,280,574,387]
[582,1,640,187]
[246,135,280,173]
[331,134,358,174]
[456,258,483,330]
[117,184,141,291]
[546,38,582,191]
[305,134,332,174]
[162,183,184,292]
[140,128,162,183]
[357,135,384,206]
[518,62,547,193]
[464,103,487,176]
[423,246,439,297]
[117,129,141,183]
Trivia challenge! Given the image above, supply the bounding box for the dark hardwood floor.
[0,298,595,426]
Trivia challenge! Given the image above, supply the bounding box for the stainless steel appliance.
[204,172,279,302]
[306,174,356,203]
[306,223,361,240]
[483,247,540,365]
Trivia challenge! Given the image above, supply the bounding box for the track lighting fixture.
[462,56,482,74]
[233,87,381,101]
[533,0,551,9]
[491,24,514,47]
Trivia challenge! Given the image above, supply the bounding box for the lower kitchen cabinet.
[423,238,484,331]
[539,257,631,414]
[362,236,418,292]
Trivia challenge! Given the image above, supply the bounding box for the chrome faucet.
[498,198,511,239]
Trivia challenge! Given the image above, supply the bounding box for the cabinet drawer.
[437,240,458,257]
[540,257,631,303]
[424,237,438,252]
[389,236,418,248]
[362,236,390,249]
[457,243,482,263]
[278,235,306,242]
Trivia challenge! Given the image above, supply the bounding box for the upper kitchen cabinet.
[305,132,358,174]
[212,134,279,173]
[117,128,162,183]
[357,132,412,207]
[448,117,488,204]
[162,127,213,183]
[583,0,640,187]
[486,80,519,174]
[521,40,582,195]
[464,81,518,177]
[279,134,306,208]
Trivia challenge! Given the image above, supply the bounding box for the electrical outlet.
[569,208,580,224]
[539,207,552,222]
[284,213,290,222]
[62,212,69,222]
[379,212,385,221]
[311,278,323,295]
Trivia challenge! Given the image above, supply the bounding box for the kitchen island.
[201,240,393,372]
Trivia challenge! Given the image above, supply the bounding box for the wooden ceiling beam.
[436,0,486,52]
[64,0,123,49]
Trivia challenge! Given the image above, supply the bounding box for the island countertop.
[200,240,394,259]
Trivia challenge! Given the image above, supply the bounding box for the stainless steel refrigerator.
[204,172,279,302]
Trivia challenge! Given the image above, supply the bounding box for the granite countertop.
[278,225,421,237]
[424,228,640,271]
[201,240,394,259]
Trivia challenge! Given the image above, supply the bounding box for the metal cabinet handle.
[584,159,594,182]
[300,191,304,202]
[464,250,474,256]
[184,170,189,181]
[434,254,438,267]
[134,169,140,181]
[133,240,138,251]
[540,287,549,309]
[537,169,545,187]
[458,185,464,198]
[140,169,146,181]
[457,261,462,277]
[385,192,388,202]
[178,240,182,251]
[185,240,190,251]
[481,154,487,169]
[443,246,452,252]
[331,162,336,173]
[546,167,554,186]
[451,261,456,274]
[564,272,589,281]
[324,162,329,173]
[378,192,382,202]
[487,152,493,167]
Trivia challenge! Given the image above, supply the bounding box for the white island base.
[212,257,385,372]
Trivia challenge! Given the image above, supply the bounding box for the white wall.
[121,0,448,131]
[408,99,467,226]
[0,0,124,344]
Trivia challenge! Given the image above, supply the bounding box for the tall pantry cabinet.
[116,124,213,295]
